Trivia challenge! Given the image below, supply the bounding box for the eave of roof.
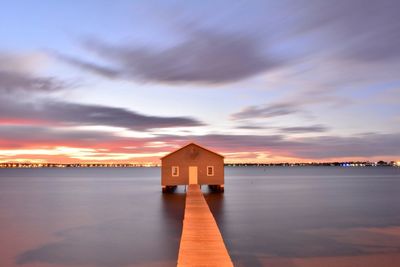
[160,142,224,160]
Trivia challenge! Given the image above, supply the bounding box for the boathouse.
[161,143,224,192]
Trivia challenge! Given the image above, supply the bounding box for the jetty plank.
[177,184,233,267]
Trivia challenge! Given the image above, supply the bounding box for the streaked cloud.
[293,0,400,62]
[0,52,66,93]
[0,52,48,73]
[0,125,118,143]
[0,132,400,161]
[279,125,329,134]
[0,71,66,93]
[235,124,266,130]
[1,131,398,163]
[58,28,281,84]
[165,132,400,159]
[54,52,120,79]
[292,132,400,159]
[0,1,399,163]
[232,86,351,120]
[232,102,300,120]
[235,124,329,133]
[0,97,204,131]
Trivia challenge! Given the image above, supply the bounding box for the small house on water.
[161,143,224,192]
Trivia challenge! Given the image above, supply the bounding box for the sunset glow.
[0,1,399,164]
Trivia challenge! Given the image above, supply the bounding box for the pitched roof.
[160,142,224,160]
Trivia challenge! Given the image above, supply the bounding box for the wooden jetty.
[177,184,233,266]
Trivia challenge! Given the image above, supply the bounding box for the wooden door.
[189,166,198,184]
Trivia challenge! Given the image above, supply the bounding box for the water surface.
[1,167,400,267]
[206,166,400,266]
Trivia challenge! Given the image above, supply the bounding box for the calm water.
[0,167,400,267]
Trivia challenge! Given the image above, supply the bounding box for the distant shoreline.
[1,162,398,169]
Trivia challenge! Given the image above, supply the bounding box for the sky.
[0,0,399,163]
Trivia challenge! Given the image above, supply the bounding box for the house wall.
[161,144,224,186]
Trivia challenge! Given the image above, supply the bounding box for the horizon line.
[1,160,399,168]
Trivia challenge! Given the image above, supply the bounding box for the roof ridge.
[160,142,224,159]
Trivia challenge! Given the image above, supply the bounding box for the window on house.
[207,166,214,176]
[172,166,179,177]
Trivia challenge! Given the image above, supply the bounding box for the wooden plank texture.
[177,185,233,267]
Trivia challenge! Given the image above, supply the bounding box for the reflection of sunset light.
[69,152,167,161]
[152,127,210,136]
[69,125,125,132]
[0,146,168,162]
[0,158,47,163]
[0,147,97,157]
[117,130,155,138]
[1,149,62,156]
[144,141,178,148]
[0,118,50,125]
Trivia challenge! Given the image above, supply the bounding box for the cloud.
[0,52,66,93]
[0,127,398,161]
[59,27,281,84]
[279,125,328,133]
[232,102,300,120]
[0,71,66,93]
[235,124,266,130]
[158,134,297,152]
[54,53,120,78]
[157,132,400,159]
[295,132,400,158]
[293,0,400,62]
[0,52,48,73]
[232,85,352,120]
[235,123,329,133]
[0,97,204,131]
[0,125,117,143]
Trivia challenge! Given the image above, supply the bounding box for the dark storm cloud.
[0,97,204,131]
[59,28,280,84]
[0,71,66,92]
[232,102,300,120]
[294,0,400,62]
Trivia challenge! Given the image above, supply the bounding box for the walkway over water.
[177,185,233,266]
